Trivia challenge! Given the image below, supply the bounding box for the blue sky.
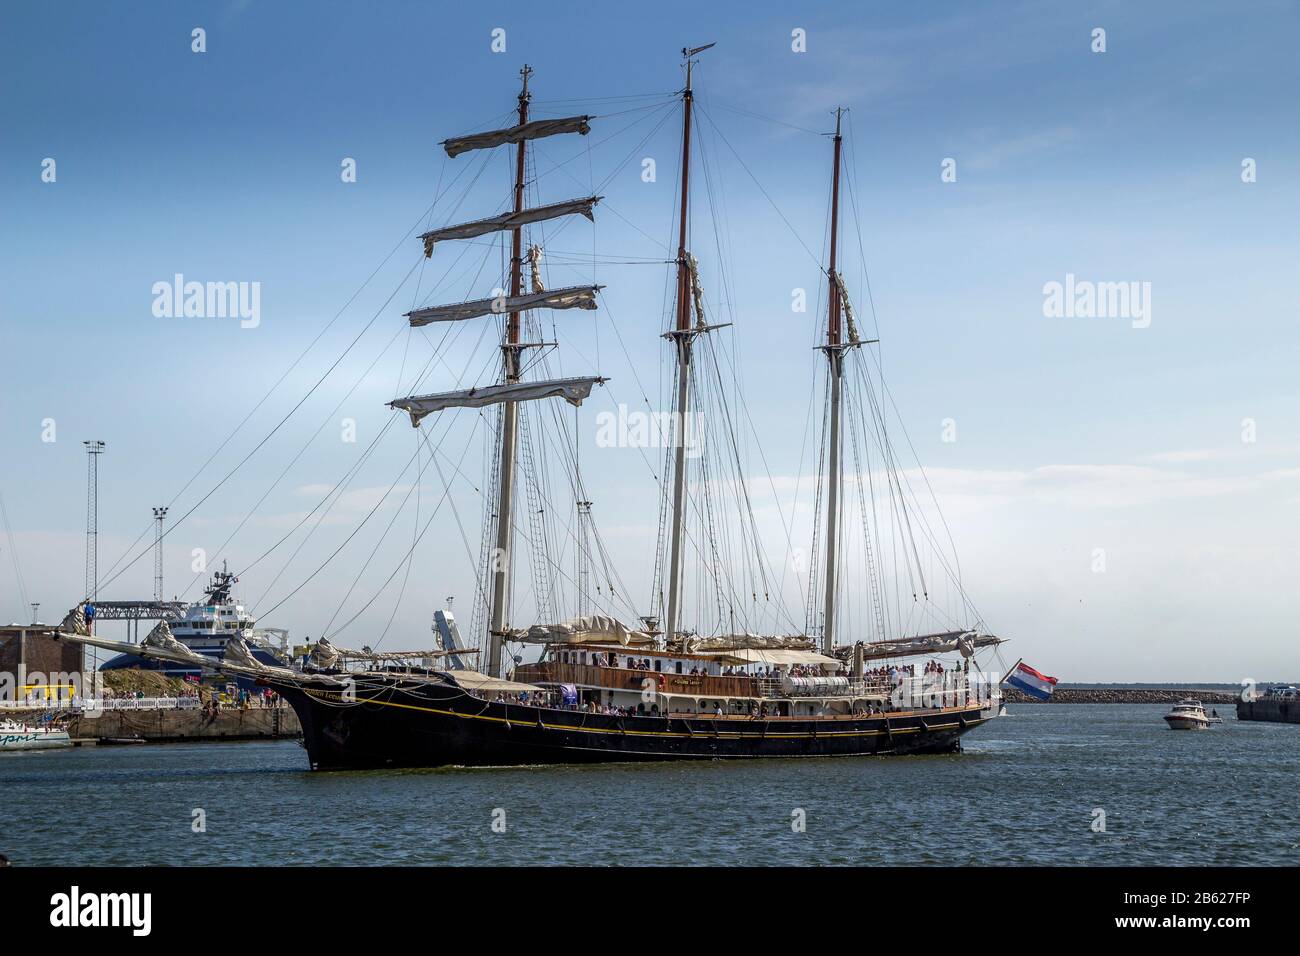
[2,0,1298,680]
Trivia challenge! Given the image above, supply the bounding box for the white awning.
[698,648,842,667]
[389,376,607,426]
[406,285,602,326]
[445,670,541,694]
[442,116,592,158]
[511,615,656,647]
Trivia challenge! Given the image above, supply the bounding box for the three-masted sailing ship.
[60,47,1005,769]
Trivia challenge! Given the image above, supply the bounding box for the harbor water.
[2,704,1294,866]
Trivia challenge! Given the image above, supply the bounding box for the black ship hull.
[266,673,995,771]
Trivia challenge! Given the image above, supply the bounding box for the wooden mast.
[821,107,845,656]
[487,64,532,678]
[663,47,702,648]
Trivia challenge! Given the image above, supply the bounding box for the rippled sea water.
[2,704,1294,866]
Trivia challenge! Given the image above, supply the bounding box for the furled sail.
[141,619,198,660]
[676,634,818,653]
[831,271,861,345]
[52,622,329,683]
[442,115,592,158]
[405,285,602,326]
[390,376,607,426]
[421,197,601,256]
[509,615,656,647]
[527,245,545,293]
[859,630,1003,662]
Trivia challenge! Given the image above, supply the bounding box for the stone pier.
[66,706,301,742]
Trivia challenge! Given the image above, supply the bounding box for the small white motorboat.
[1163,699,1223,731]
[0,718,72,751]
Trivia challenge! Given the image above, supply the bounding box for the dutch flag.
[1005,661,1058,700]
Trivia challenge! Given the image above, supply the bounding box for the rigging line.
[875,365,970,601]
[258,428,427,623]
[538,395,638,617]
[529,105,679,255]
[693,103,823,270]
[239,314,463,595]
[428,430,640,627]
[837,115,971,615]
[94,254,429,600]
[243,411,405,605]
[852,353,969,612]
[96,156,483,591]
[317,421,481,639]
[675,374,753,636]
[320,428,439,637]
[456,239,669,260]
[700,335,799,632]
[844,375,889,641]
[807,364,830,635]
[526,99,675,188]
[591,293,663,483]
[537,91,676,101]
[858,361,926,603]
[588,100,682,120]
[179,321,411,601]
[531,92,677,106]
[704,98,827,137]
[712,329,809,618]
[843,112,884,344]
[397,163,447,396]
[0,493,31,617]
[426,429,492,625]
[373,430,424,649]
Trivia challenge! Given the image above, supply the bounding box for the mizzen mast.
[820,107,846,655]
[663,42,714,647]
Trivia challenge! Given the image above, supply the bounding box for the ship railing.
[889,675,991,709]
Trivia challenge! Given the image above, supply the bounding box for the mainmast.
[486,64,533,678]
[820,108,845,655]
[663,43,712,647]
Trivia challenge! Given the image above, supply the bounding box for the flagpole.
[999,657,1024,688]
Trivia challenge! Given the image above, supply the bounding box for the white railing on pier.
[0,697,202,712]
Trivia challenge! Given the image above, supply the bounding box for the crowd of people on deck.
[589,651,655,671]
[578,652,971,688]
[486,653,985,718]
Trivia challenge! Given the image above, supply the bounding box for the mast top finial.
[519,64,533,99]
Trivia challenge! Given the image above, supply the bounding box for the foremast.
[487,65,532,679]
[390,65,606,678]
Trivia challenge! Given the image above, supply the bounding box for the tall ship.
[62,46,1006,769]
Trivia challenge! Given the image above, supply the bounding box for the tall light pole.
[83,441,105,604]
[152,506,168,602]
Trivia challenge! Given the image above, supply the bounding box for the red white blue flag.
[1005,662,1058,700]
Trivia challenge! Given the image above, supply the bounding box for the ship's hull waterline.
[266,675,995,770]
